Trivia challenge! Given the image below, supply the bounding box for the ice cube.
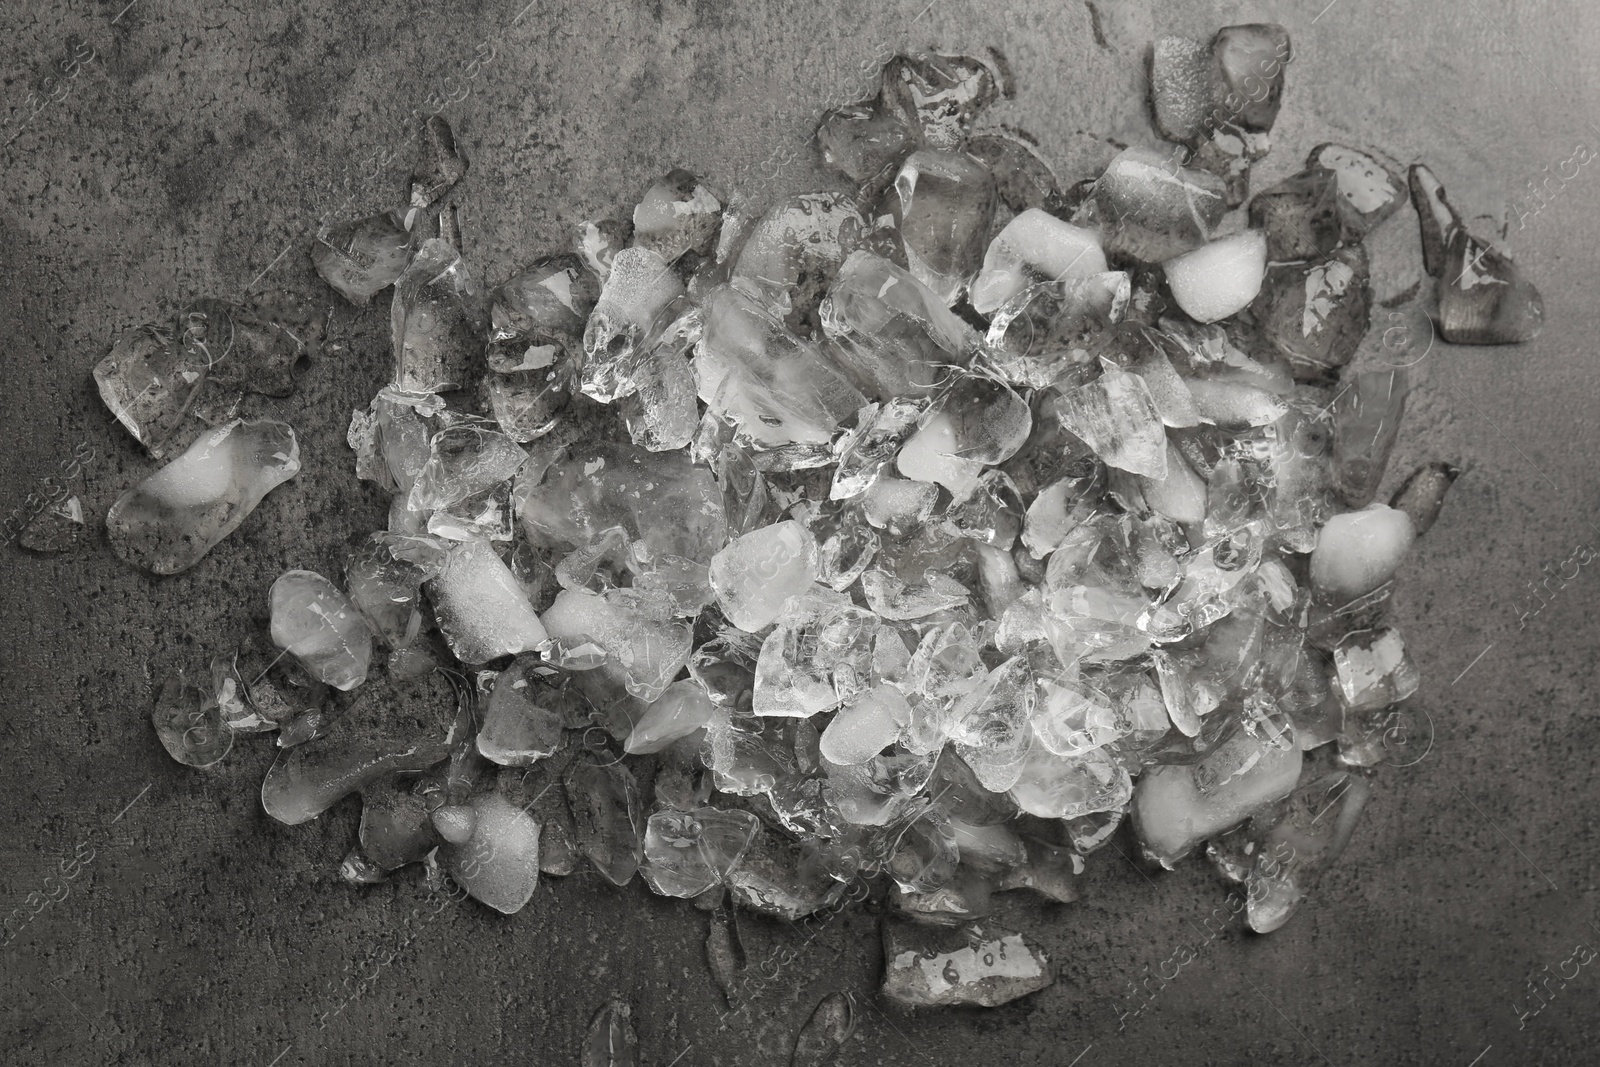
[269,570,373,691]
[261,732,450,825]
[950,658,1035,792]
[486,363,575,443]
[641,807,759,897]
[880,917,1052,1007]
[819,251,976,400]
[1149,35,1213,143]
[1164,230,1267,323]
[1088,147,1228,262]
[406,420,527,513]
[1252,245,1371,377]
[18,495,87,554]
[477,656,564,765]
[1438,228,1545,344]
[106,419,300,575]
[1009,743,1131,819]
[1243,771,1371,933]
[632,169,724,263]
[488,253,599,350]
[1209,24,1291,132]
[708,520,820,632]
[443,792,540,914]
[581,246,686,401]
[625,679,718,754]
[1052,365,1168,478]
[391,238,487,394]
[969,209,1108,315]
[541,587,694,705]
[792,992,857,1067]
[816,102,915,196]
[819,683,911,765]
[1332,627,1419,712]
[895,376,1031,495]
[892,150,997,304]
[426,540,549,663]
[311,212,412,306]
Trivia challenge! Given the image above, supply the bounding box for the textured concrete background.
[2,0,1598,1064]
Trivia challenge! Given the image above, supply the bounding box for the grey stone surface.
[2,0,1597,1064]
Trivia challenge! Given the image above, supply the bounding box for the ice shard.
[426,540,549,662]
[269,570,373,691]
[880,917,1052,1007]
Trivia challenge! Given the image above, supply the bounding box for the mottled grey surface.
[2,0,1598,1064]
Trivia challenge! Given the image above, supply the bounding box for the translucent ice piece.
[1437,227,1545,345]
[426,540,549,662]
[1088,147,1227,263]
[880,917,1052,1008]
[968,131,1065,214]
[1253,245,1371,377]
[618,311,701,452]
[1131,716,1300,867]
[409,115,468,212]
[752,595,879,717]
[446,792,540,915]
[311,212,412,306]
[984,272,1128,390]
[575,217,633,282]
[820,683,911,765]
[642,807,759,897]
[564,758,643,887]
[816,102,916,195]
[728,827,845,920]
[893,149,997,305]
[106,419,300,575]
[152,671,233,768]
[708,520,820,632]
[1331,370,1407,507]
[950,658,1035,792]
[732,193,864,333]
[793,992,857,1067]
[880,52,1000,151]
[895,376,1031,495]
[1332,627,1420,712]
[970,209,1107,315]
[1009,743,1131,819]
[632,169,723,263]
[1052,365,1167,478]
[861,569,970,621]
[1244,771,1370,933]
[625,679,718,754]
[407,420,527,513]
[92,316,217,457]
[541,588,694,705]
[391,238,486,394]
[1407,163,1464,279]
[1209,24,1291,132]
[345,533,447,647]
[261,733,450,825]
[489,253,599,352]
[862,476,940,537]
[1164,230,1267,323]
[581,247,686,401]
[1309,505,1414,602]
[269,570,372,691]
[477,657,563,765]
[696,284,866,450]
[818,252,975,400]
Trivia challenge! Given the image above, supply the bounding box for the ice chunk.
[1438,228,1545,345]
[1331,370,1407,506]
[819,252,975,400]
[862,476,940,537]
[1052,365,1167,478]
[819,683,911,765]
[1150,35,1213,143]
[632,169,723,263]
[407,420,527,513]
[1309,504,1414,602]
[895,376,1031,495]
[541,588,694,705]
[269,570,373,691]
[426,540,549,662]
[618,310,702,452]
[446,792,540,914]
[726,827,845,920]
[1333,627,1420,712]
[151,671,233,768]
[816,103,915,195]
[1131,714,1301,867]
[1210,24,1291,132]
[1309,143,1405,236]
[879,52,999,150]
[106,419,300,575]
[1010,743,1131,819]
[880,917,1052,1007]
[1252,245,1371,378]
[696,284,866,451]
[581,247,686,401]
[391,238,486,394]
[642,807,759,897]
[18,495,87,554]
[752,595,879,717]
[262,733,450,825]
[625,680,718,754]
[950,658,1035,792]
[564,758,643,886]
[1164,230,1267,323]
[1407,163,1464,278]
[488,253,599,351]
[970,209,1108,315]
[792,992,857,1067]
[732,193,863,333]
[477,657,563,765]
[892,149,997,304]
[311,212,412,305]
[575,217,633,282]
[1088,147,1227,262]
[968,131,1065,214]
[409,115,468,213]
[708,520,820,631]
[92,316,217,458]
[1243,771,1371,933]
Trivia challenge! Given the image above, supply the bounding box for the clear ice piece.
[819,251,975,401]
[625,679,718,754]
[819,683,911,765]
[261,733,450,825]
[1244,771,1371,933]
[427,540,549,663]
[1438,227,1545,345]
[575,218,633,282]
[896,376,1031,495]
[892,149,997,305]
[1087,147,1227,263]
[106,419,300,575]
[488,253,599,351]
[1389,461,1459,537]
[92,319,214,457]
[152,671,233,768]
[19,495,86,554]
[708,520,820,632]
[477,657,563,765]
[1308,504,1414,603]
[409,115,468,211]
[969,209,1107,315]
[1253,245,1371,377]
[880,917,1052,1008]
[817,103,916,194]
[269,570,373,691]
[407,421,527,513]
[632,169,723,263]
[752,595,879,717]
[311,212,412,305]
[446,792,541,914]
[733,193,864,333]
[642,807,760,897]
[1009,743,1131,819]
[391,238,486,394]
[541,588,694,705]
[564,758,643,887]
[1331,370,1407,507]
[345,533,447,647]
[879,52,1000,151]
[968,131,1065,214]
[1332,627,1420,712]
[1209,23,1291,132]
[581,246,686,401]
[582,997,638,1067]
[950,658,1036,792]
[1052,365,1167,478]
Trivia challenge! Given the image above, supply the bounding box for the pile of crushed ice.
[85,27,1542,1010]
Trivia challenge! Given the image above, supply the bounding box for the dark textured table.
[3,1,1597,1064]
